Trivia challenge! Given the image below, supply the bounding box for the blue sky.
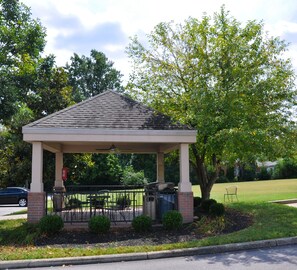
[22,0,297,83]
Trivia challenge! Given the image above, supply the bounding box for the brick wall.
[177,192,193,223]
[28,192,46,223]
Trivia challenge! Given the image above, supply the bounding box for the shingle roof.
[25,90,192,131]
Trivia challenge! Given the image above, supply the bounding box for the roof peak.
[24,90,193,131]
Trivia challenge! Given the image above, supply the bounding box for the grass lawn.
[1,178,297,260]
[193,178,297,203]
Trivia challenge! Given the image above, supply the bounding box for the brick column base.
[28,192,46,223]
[178,192,193,223]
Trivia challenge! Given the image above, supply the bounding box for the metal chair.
[224,186,238,202]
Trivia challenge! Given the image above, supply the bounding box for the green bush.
[121,166,148,185]
[209,203,225,217]
[88,215,111,234]
[272,158,297,179]
[39,215,64,236]
[132,215,152,232]
[193,196,202,208]
[162,210,183,230]
[201,199,217,213]
[256,167,271,180]
[116,195,131,209]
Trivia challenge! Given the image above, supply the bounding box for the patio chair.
[224,185,238,202]
[90,190,110,215]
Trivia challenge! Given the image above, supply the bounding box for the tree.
[0,0,46,125]
[127,7,297,200]
[65,49,124,102]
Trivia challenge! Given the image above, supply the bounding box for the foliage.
[127,6,297,200]
[162,210,183,230]
[194,216,226,235]
[38,215,64,236]
[193,196,202,208]
[132,215,152,232]
[256,167,272,180]
[0,0,46,125]
[201,199,217,213]
[209,203,225,217]
[121,166,148,185]
[65,49,123,102]
[272,158,297,179]
[116,195,131,209]
[88,215,111,234]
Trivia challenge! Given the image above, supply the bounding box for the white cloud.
[22,0,297,82]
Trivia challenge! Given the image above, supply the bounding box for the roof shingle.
[25,90,192,131]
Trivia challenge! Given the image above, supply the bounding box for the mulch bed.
[35,208,253,248]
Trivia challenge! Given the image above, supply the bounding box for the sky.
[21,0,297,83]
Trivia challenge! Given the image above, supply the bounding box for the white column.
[178,143,192,192]
[31,142,43,192]
[54,152,64,188]
[157,152,165,183]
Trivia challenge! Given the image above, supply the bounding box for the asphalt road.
[17,244,297,270]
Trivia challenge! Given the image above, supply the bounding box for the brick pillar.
[28,192,46,223]
[178,191,193,223]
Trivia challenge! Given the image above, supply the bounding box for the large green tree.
[0,0,46,125]
[127,7,297,199]
[65,49,123,102]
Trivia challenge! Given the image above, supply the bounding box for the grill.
[143,182,176,221]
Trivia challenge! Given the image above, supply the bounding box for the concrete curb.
[1,236,297,269]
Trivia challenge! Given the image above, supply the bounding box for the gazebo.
[22,90,197,224]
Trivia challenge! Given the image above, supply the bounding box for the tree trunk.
[192,147,217,201]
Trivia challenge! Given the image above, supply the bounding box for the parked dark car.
[0,187,28,207]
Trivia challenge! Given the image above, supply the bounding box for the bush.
[201,199,217,213]
[121,166,148,185]
[193,196,202,208]
[209,203,225,217]
[256,167,271,180]
[88,215,111,234]
[162,210,183,230]
[132,215,152,232]
[272,158,297,179]
[116,195,131,209]
[39,215,64,236]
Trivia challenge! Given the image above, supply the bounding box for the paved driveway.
[0,205,27,220]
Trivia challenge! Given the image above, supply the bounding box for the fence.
[46,185,177,224]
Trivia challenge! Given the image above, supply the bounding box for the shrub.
[162,210,183,230]
[121,166,148,185]
[132,215,152,232]
[39,215,64,236]
[193,196,202,208]
[88,215,111,234]
[201,199,217,213]
[116,195,131,209]
[256,167,271,180]
[209,203,225,217]
[272,158,297,179]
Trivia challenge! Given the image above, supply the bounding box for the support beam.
[31,142,43,192]
[157,152,165,183]
[178,143,192,192]
[54,152,64,189]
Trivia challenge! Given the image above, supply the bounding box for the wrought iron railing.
[46,185,177,224]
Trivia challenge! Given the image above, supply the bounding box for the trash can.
[143,195,156,220]
[53,186,65,212]
[157,193,175,220]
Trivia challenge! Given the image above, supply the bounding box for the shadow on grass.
[0,219,39,246]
